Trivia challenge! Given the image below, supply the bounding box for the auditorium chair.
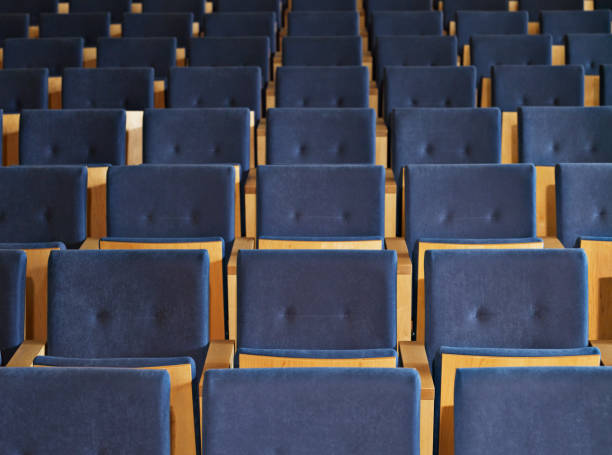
[0,166,87,341]
[0,368,171,454]
[366,0,433,32]
[370,11,443,52]
[291,0,356,11]
[287,11,360,36]
[520,0,587,23]
[596,0,612,7]
[68,0,131,27]
[442,0,508,31]
[0,14,29,67]
[0,0,58,27]
[203,12,277,54]
[540,10,611,45]
[0,250,25,365]
[142,0,205,29]
[203,368,421,455]
[215,0,281,27]
[566,34,612,105]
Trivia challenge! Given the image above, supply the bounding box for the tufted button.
[342,309,351,319]
[412,99,419,107]
[598,209,607,218]
[552,142,560,153]
[552,98,560,106]
[342,211,350,222]
[425,144,434,156]
[439,210,452,223]
[299,145,307,155]
[228,98,236,107]
[213,146,221,156]
[284,306,296,318]
[96,310,111,323]
[472,307,489,321]
[195,97,204,107]
[302,98,309,107]
[444,98,451,107]
[42,208,53,223]
[489,210,500,222]
[84,99,92,108]
[337,97,344,107]
[190,210,199,223]
[526,60,532,65]
[588,144,597,154]
[123,100,130,109]
[520,96,528,105]
[463,145,470,156]
[529,304,543,319]
[173,145,180,155]
[145,213,154,223]
[293,211,301,221]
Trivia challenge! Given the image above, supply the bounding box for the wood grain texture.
[376,119,388,167]
[256,119,266,166]
[385,168,397,238]
[591,339,612,365]
[131,3,142,13]
[6,340,45,367]
[528,22,541,35]
[177,48,186,67]
[501,111,518,163]
[79,238,100,250]
[2,113,20,166]
[462,45,470,66]
[58,2,69,13]
[249,110,255,169]
[87,166,108,239]
[480,77,492,108]
[239,354,397,368]
[386,238,412,343]
[266,82,276,109]
[154,80,165,108]
[110,23,122,37]
[125,110,144,165]
[48,76,62,109]
[369,84,378,112]
[552,45,566,65]
[29,26,39,39]
[258,239,383,250]
[83,47,96,68]
[585,75,600,107]
[227,237,255,343]
[200,340,235,394]
[581,239,612,339]
[535,165,556,238]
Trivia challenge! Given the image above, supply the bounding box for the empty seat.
[455,11,528,55]
[288,11,360,36]
[291,0,356,10]
[282,36,362,66]
[0,250,25,364]
[520,0,585,21]
[39,12,110,46]
[602,64,612,105]
[123,13,193,49]
[366,0,433,27]
[203,13,277,53]
[0,0,58,26]
[142,0,204,22]
[0,69,48,113]
[566,34,612,106]
[0,14,29,47]
[443,0,508,28]
[4,37,83,76]
[370,11,443,50]
[541,10,611,44]
[69,0,131,24]
[215,0,281,26]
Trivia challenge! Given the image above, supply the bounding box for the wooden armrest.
[542,237,564,249]
[228,237,255,275]
[386,237,412,343]
[79,238,100,250]
[591,340,612,366]
[200,340,235,394]
[228,237,255,342]
[245,170,257,237]
[385,237,412,275]
[384,169,397,238]
[7,340,46,367]
[399,341,434,400]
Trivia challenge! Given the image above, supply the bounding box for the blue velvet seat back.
[404,164,536,254]
[204,368,419,455]
[455,367,612,455]
[190,37,270,83]
[367,0,433,18]
[282,36,362,66]
[276,66,369,108]
[238,250,396,350]
[203,13,277,53]
[493,65,584,111]
[0,166,87,247]
[443,0,507,27]
[0,250,25,364]
[143,0,204,22]
[168,67,262,120]
[456,11,528,49]
[4,37,83,77]
[0,14,29,47]
[292,0,356,10]
[520,0,585,21]
[47,249,209,375]
[519,107,612,165]
[370,12,442,50]
[288,12,360,36]
[384,66,476,121]
[143,108,250,170]
[266,108,375,165]
[39,13,110,46]
[602,64,612,106]
[123,13,193,49]
[425,249,589,366]
[470,34,552,81]
[0,0,58,26]
[98,37,176,80]
[0,69,48,113]
[69,0,132,23]
[392,108,501,173]
[0,368,170,454]
[257,165,385,238]
[566,34,612,75]
[542,11,611,45]
[596,0,612,7]
[556,163,612,247]
[215,0,281,25]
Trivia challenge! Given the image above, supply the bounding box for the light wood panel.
[552,45,566,65]
[83,47,96,68]
[86,167,108,239]
[529,22,541,34]
[249,111,255,170]
[126,110,144,164]
[256,119,266,166]
[177,48,186,67]
[110,24,122,37]
[154,80,165,108]
[501,111,519,163]
[228,238,256,343]
[200,340,235,395]
[266,82,275,109]
[2,113,20,166]
[591,339,612,365]
[259,239,383,250]
[244,170,257,238]
[535,166,556,238]
[6,340,45,367]
[480,77,492,108]
[48,76,62,109]
[131,3,143,13]
[24,247,60,341]
[239,354,397,368]
[581,239,612,340]
[29,26,39,39]
[387,238,413,344]
[370,83,378,112]
[385,168,397,238]
[58,2,69,13]
[585,75,600,106]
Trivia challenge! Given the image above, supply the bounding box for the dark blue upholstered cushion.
[384,66,476,122]
[3,37,83,77]
[203,13,277,53]
[404,164,536,255]
[189,37,270,83]
[0,166,87,247]
[168,67,262,120]
[0,69,47,113]
[204,368,419,455]
[97,37,176,80]
[237,348,398,360]
[292,0,356,10]
[266,108,375,165]
[19,109,126,165]
[456,11,528,50]
[257,165,385,238]
[143,0,204,21]
[542,10,611,44]
[470,34,552,81]
[556,163,612,247]
[492,64,584,111]
[288,11,360,36]
[62,67,154,109]
[603,64,612,106]
[47,249,209,376]
[367,0,433,19]
[566,34,612,75]
[39,12,110,46]
[0,368,170,453]
[123,13,193,48]
[455,367,612,455]
[0,250,25,364]
[0,242,65,250]
[215,0,281,25]
[596,0,612,7]
[69,0,131,23]
[443,0,507,27]
[237,250,396,350]
[107,165,235,247]
[276,66,369,108]
[370,12,442,50]
[520,0,585,21]
[0,14,29,47]
[519,106,612,165]
[0,0,58,25]
[143,108,250,171]
[282,36,362,66]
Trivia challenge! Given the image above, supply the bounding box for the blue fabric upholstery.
[470,34,552,81]
[0,69,48,113]
[143,0,204,21]
[237,348,398,360]
[566,34,612,75]
[69,0,131,23]
[123,13,193,48]
[456,11,528,50]
[367,0,433,23]
[282,37,362,66]
[203,13,277,53]
[0,0,57,26]
[215,0,281,25]
[0,166,87,248]
[0,250,25,365]
[602,64,612,106]
[0,368,171,453]
[3,38,83,77]
[190,37,270,83]
[97,37,176,80]
[370,12,442,50]
[441,345,598,358]
[443,0,507,27]
[520,0,585,21]
[19,109,125,165]
[143,108,250,171]
[204,368,419,455]
[288,12,360,36]
[404,164,536,255]
[0,242,65,250]
[266,108,375,164]
[0,14,29,47]
[556,163,612,247]
[384,66,476,122]
[39,13,110,46]
[493,65,584,111]
[256,165,385,238]
[519,106,612,165]
[292,0,356,10]
[455,367,612,455]
[168,67,262,120]
[596,0,612,7]
[237,250,396,350]
[276,66,369,108]
[542,11,611,44]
